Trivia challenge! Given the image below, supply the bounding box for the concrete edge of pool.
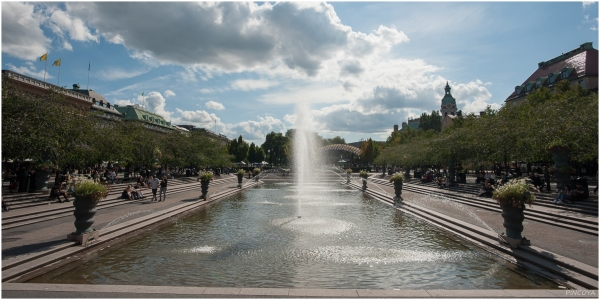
[2,177,597,295]
[1,283,599,298]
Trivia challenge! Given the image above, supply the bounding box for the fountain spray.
[293,103,321,219]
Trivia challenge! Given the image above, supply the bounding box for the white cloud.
[164,90,176,97]
[48,8,98,42]
[1,2,50,60]
[284,114,296,125]
[114,99,134,106]
[226,116,287,142]
[6,62,52,79]
[199,88,213,94]
[582,2,595,8]
[64,2,408,78]
[231,79,279,91]
[205,101,225,110]
[176,109,220,126]
[259,83,349,105]
[145,91,172,120]
[98,67,149,81]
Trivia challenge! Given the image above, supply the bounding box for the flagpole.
[43,59,47,82]
[87,61,90,90]
[57,64,61,86]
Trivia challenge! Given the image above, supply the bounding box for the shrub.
[389,172,405,183]
[197,171,214,182]
[492,179,536,209]
[73,180,108,201]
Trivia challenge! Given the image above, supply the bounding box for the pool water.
[30,181,557,289]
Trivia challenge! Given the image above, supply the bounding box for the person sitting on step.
[478,178,494,197]
[121,185,133,200]
[554,185,573,204]
[50,184,70,203]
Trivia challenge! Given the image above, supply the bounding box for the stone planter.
[393,181,403,199]
[393,180,403,206]
[199,180,210,200]
[72,196,100,235]
[36,170,53,192]
[361,178,368,190]
[237,175,244,188]
[501,204,524,239]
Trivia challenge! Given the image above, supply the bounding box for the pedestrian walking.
[159,176,168,202]
[149,176,160,201]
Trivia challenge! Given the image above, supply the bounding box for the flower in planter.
[197,171,214,182]
[389,172,405,183]
[73,179,108,202]
[359,170,369,179]
[345,169,352,174]
[236,169,246,176]
[253,168,261,174]
[492,179,536,209]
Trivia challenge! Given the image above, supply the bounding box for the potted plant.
[359,170,369,190]
[492,179,536,248]
[236,169,245,187]
[197,171,214,200]
[389,172,405,201]
[71,179,108,235]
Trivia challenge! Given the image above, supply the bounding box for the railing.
[2,70,93,104]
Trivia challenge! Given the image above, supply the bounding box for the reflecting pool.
[30,181,557,289]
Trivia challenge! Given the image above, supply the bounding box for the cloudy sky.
[2,2,598,144]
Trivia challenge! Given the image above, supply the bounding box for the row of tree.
[227,129,354,166]
[375,80,598,173]
[2,79,232,171]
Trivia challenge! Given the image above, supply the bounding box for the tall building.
[70,84,122,120]
[114,104,188,133]
[2,70,123,120]
[505,42,598,104]
[177,125,230,144]
[440,81,458,118]
[397,82,460,132]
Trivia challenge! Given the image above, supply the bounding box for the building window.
[515,86,520,94]
[561,69,569,79]
[548,73,555,84]
[551,89,555,93]
[536,80,542,88]
[579,80,584,87]
[526,83,531,92]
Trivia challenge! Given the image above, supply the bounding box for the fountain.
[25,103,559,290]
[292,103,323,218]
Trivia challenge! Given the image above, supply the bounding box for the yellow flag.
[40,53,47,61]
[52,59,61,66]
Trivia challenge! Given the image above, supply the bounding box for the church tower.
[440,82,457,118]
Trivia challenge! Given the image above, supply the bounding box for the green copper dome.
[441,82,456,106]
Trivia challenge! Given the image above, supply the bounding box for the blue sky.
[2,2,598,145]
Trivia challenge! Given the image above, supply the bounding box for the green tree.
[228,135,249,162]
[418,110,442,132]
